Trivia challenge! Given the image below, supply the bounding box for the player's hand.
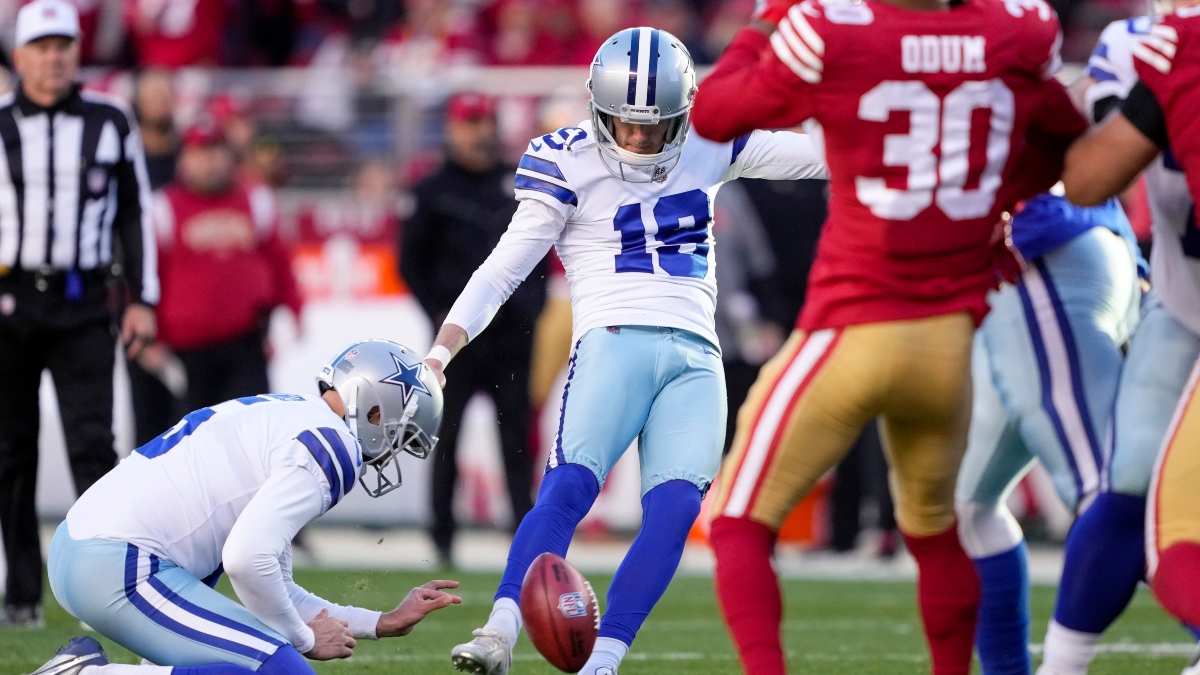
[424,359,447,388]
[121,303,157,359]
[375,580,462,638]
[304,609,355,660]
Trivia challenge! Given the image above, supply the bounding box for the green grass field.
[0,569,1189,674]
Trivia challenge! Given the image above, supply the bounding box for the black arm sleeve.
[1092,95,1121,125]
[1120,81,1169,149]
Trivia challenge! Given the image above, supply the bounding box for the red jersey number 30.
[856,79,1015,222]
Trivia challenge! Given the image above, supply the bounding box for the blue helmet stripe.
[627,29,641,105]
[646,30,660,107]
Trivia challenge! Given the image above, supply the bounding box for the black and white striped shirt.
[0,83,159,305]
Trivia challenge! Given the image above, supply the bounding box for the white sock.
[483,597,523,646]
[580,637,629,674]
[81,666,171,675]
[1037,620,1101,675]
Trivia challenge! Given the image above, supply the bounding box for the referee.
[0,0,157,626]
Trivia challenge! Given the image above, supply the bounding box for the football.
[520,553,600,672]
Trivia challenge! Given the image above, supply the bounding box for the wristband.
[426,345,453,367]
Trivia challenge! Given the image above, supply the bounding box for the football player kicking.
[33,340,457,675]
[1031,10,1200,675]
[1059,8,1200,674]
[956,190,1143,675]
[424,27,827,675]
[690,0,1088,673]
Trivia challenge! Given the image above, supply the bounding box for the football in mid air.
[520,552,600,672]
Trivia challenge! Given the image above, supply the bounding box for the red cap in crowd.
[447,92,497,122]
[182,119,225,147]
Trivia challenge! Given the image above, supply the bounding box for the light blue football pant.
[549,325,726,495]
[957,226,1141,556]
[48,523,295,671]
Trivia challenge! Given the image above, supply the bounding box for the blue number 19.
[612,189,712,279]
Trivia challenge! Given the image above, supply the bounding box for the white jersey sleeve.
[722,130,828,182]
[280,546,381,639]
[513,128,588,220]
[1085,18,1150,119]
[442,199,564,340]
[222,466,326,653]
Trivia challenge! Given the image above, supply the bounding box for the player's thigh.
[553,326,659,487]
[879,313,975,536]
[639,331,725,496]
[48,525,289,671]
[1148,356,1200,578]
[1110,299,1200,496]
[711,328,877,529]
[956,328,1035,506]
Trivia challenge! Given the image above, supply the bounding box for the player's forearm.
[226,551,316,651]
[692,28,774,142]
[286,582,382,640]
[1063,113,1159,206]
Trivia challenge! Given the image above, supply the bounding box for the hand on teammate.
[376,579,463,638]
[425,359,447,388]
[305,609,356,660]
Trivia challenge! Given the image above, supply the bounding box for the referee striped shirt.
[0,83,158,305]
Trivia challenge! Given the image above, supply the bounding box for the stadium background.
[0,0,1192,672]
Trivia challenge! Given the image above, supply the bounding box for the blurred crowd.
[0,0,1159,73]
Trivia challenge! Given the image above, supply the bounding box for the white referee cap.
[15,0,80,48]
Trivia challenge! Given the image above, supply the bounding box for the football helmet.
[316,340,442,498]
[587,27,697,183]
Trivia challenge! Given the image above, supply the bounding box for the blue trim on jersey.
[1037,257,1104,472]
[518,154,566,181]
[137,407,217,459]
[1092,43,1109,60]
[515,174,578,206]
[551,342,582,471]
[317,427,357,495]
[627,29,641,105]
[646,29,660,106]
[297,430,343,506]
[731,133,752,164]
[1017,279,1086,499]
[1087,66,1119,82]
[123,546,282,664]
[201,564,224,589]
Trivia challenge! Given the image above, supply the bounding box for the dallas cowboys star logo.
[379,353,430,405]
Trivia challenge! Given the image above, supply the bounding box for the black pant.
[722,359,763,455]
[175,332,270,413]
[431,328,535,556]
[0,280,117,609]
[127,359,177,447]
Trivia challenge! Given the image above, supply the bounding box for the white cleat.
[1182,643,1200,675]
[451,628,512,675]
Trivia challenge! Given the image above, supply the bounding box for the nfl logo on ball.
[557,592,587,618]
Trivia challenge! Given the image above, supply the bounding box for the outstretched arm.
[424,199,565,385]
[725,130,828,182]
[1063,81,1163,207]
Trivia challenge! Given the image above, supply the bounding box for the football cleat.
[32,636,108,675]
[451,628,512,675]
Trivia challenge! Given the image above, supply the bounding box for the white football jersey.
[444,121,826,347]
[67,394,360,581]
[1088,18,1200,335]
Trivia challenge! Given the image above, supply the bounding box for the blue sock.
[495,463,599,603]
[598,480,702,646]
[1184,623,1200,641]
[1053,492,1146,633]
[973,542,1031,675]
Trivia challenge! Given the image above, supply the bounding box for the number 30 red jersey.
[692,0,1087,331]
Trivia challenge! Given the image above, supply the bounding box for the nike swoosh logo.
[530,140,543,151]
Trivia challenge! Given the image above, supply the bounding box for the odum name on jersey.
[901,35,986,74]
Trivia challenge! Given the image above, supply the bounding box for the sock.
[483,597,523,646]
[579,637,629,675]
[1052,492,1145,634]
[495,463,599,603]
[81,667,172,675]
[972,543,1031,675]
[1152,543,1200,627]
[598,480,702,644]
[903,525,981,675]
[1037,621,1100,675]
[711,516,786,675]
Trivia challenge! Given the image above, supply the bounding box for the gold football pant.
[711,313,975,537]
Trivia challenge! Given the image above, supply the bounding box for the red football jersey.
[692,0,1087,331]
[1134,8,1200,227]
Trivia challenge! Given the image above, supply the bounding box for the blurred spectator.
[644,0,709,64]
[151,120,302,413]
[375,0,482,73]
[561,0,634,63]
[400,93,545,565]
[124,0,225,67]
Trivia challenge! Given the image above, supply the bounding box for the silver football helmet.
[587,27,697,183]
[316,340,442,498]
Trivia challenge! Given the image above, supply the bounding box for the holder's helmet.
[316,340,442,498]
[587,27,697,183]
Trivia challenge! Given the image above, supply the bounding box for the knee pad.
[256,646,315,675]
[956,501,1023,559]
